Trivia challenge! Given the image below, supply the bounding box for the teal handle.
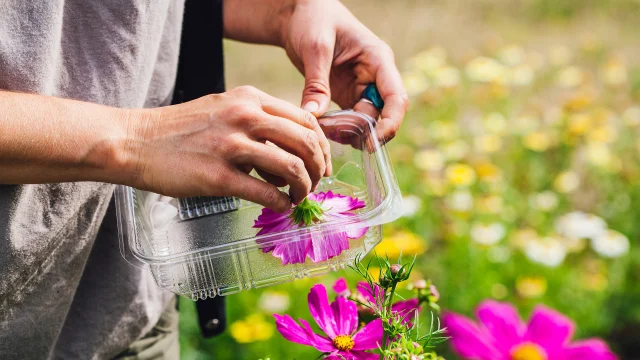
[360,84,384,111]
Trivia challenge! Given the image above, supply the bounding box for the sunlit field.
[179,1,640,359]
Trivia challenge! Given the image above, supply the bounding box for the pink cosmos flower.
[274,284,382,360]
[333,278,420,324]
[254,191,367,265]
[443,300,617,360]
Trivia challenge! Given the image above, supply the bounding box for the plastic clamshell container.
[116,110,403,300]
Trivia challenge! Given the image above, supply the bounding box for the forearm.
[0,91,142,185]
[223,0,299,46]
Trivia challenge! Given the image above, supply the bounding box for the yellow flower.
[402,72,430,96]
[367,266,381,280]
[445,163,477,187]
[567,113,592,135]
[587,125,617,144]
[477,195,504,214]
[475,162,502,183]
[375,231,427,258]
[554,171,581,193]
[523,131,552,152]
[434,66,461,88]
[586,142,613,167]
[556,66,584,88]
[484,112,508,134]
[474,134,503,153]
[411,47,447,76]
[230,314,274,343]
[564,92,594,112]
[516,276,547,299]
[601,58,628,86]
[414,149,445,172]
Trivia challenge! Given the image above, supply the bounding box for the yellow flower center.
[511,342,547,360]
[333,335,355,351]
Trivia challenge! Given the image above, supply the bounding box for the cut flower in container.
[253,191,368,265]
[115,107,403,300]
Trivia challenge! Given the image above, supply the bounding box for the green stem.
[381,282,398,360]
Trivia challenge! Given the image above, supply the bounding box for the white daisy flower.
[529,191,559,212]
[470,222,506,245]
[524,237,567,267]
[466,57,507,83]
[258,291,290,313]
[402,195,422,217]
[555,211,607,240]
[447,190,474,212]
[591,230,630,258]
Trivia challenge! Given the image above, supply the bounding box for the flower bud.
[413,279,428,290]
[379,273,392,288]
[390,264,405,277]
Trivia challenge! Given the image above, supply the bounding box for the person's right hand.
[122,86,331,213]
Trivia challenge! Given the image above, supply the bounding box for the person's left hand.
[279,0,408,142]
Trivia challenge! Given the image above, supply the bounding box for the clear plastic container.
[115,110,403,300]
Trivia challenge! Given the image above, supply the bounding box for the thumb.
[301,39,334,116]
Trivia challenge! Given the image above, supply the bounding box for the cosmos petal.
[352,319,383,350]
[331,296,358,335]
[308,284,338,338]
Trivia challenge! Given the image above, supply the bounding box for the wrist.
[93,107,157,188]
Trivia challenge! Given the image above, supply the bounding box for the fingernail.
[303,101,319,113]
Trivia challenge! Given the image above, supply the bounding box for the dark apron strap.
[171,0,227,338]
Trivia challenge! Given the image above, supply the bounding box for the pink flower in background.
[443,300,617,360]
[254,191,367,265]
[333,278,420,324]
[274,284,382,360]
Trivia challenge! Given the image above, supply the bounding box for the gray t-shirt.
[0,1,185,358]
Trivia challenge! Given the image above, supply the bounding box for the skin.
[0,0,408,212]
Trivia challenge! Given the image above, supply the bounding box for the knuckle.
[304,79,330,96]
[379,41,394,58]
[304,130,319,152]
[309,38,332,55]
[299,111,318,129]
[387,122,400,139]
[234,85,258,96]
[286,155,305,179]
[261,186,279,206]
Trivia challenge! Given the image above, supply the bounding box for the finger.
[300,37,335,117]
[251,114,326,189]
[225,170,291,213]
[374,46,409,143]
[260,96,333,176]
[353,100,380,121]
[256,168,288,188]
[237,141,313,205]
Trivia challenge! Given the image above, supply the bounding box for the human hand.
[123,86,331,212]
[280,0,408,142]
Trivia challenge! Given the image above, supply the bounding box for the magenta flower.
[274,284,382,360]
[254,191,367,265]
[332,278,420,324]
[443,300,617,360]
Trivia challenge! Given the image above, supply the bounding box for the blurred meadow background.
[180,0,640,358]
